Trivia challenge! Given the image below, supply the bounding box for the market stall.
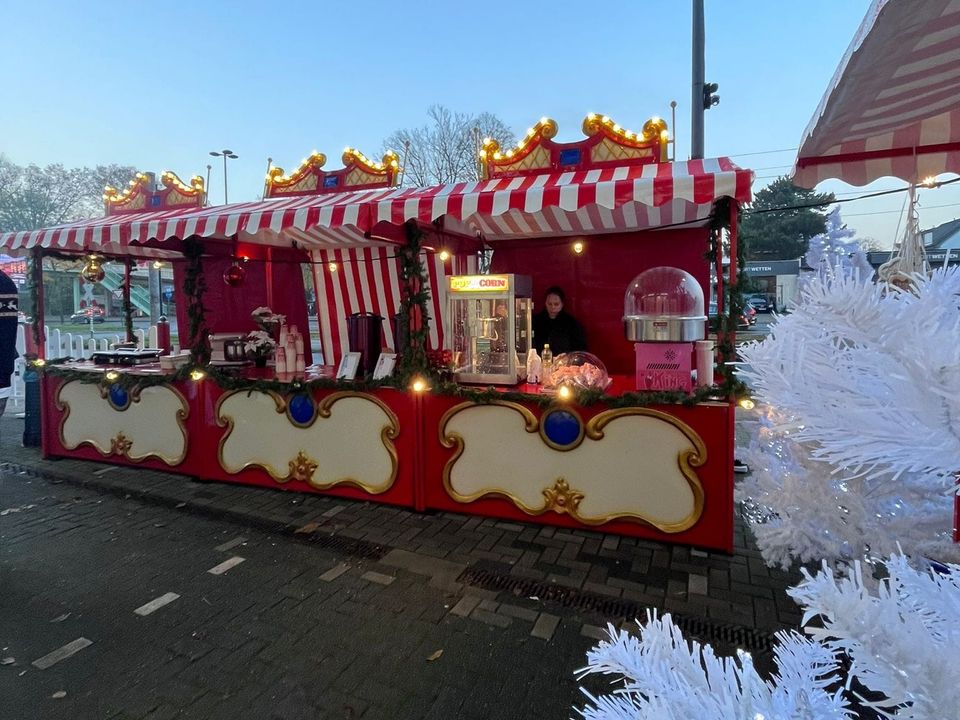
[0,115,752,552]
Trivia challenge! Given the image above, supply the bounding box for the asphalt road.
[0,472,598,720]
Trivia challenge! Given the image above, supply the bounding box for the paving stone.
[580,624,609,642]
[530,613,561,641]
[449,595,481,617]
[361,571,395,586]
[471,608,511,628]
[319,563,350,582]
[497,604,539,622]
[688,574,709,595]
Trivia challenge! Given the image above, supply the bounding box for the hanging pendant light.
[81,256,105,283]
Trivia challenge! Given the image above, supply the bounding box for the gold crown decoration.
[103,170,205,215]
[265,148,400,198]
[480,113,669,180]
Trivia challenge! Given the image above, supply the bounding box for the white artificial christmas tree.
[804,207,875,284]
[737,265,960,568]
[576,556,960,719]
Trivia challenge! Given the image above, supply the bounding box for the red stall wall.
[489,228,711,375]
[172,240,314,364]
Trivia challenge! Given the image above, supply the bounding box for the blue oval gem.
[288,393,314,425]
[542,409,581,448]
[108,383,128,409]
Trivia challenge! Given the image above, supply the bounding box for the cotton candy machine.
[623,267,706,392]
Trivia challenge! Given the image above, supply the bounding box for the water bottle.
[541,344,553,385]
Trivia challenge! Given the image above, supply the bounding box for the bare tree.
[0,155,136,232]
[383,105,515,187]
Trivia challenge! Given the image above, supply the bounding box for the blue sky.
[4,1,957,248]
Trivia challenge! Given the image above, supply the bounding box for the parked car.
[745,294,772,313]
[70,307,106,323]
[709,301,752,330]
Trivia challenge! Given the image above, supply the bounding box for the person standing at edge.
[0,269,19,437]
[532,285,587,356]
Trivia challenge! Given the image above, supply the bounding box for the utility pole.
[691,0,705,159]
[691,0,720,160]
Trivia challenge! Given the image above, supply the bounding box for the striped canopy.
[794,0,960,188]
[0,158,752,253]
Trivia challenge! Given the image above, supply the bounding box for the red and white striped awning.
[369,158,752,241]
[0,158,751,253]
[793,0,960,188]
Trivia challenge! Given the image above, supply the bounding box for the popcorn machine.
[448,274,532,385]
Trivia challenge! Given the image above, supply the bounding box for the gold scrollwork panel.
[440,402,705,532]
[216,390,399,494]
[56,380,188,465]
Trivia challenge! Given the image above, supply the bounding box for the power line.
[726,147,798,158]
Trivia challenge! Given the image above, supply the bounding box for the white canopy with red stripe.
[793,0,960,188]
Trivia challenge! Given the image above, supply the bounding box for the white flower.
[250,306,286,325]
[244,330,276,355]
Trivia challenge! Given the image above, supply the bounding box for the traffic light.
[703,82,720,109]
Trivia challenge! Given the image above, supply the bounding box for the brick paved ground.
[0,411,803,719]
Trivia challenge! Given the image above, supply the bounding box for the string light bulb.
[190,370,206,381]
[328,262,338,272]
[153,260,162,269]
[557,385,572,401]
[105,371,119,381]
[739,397,756,410]
[438,249,450,261]
[411,377,428,393]
[572,241,584,255]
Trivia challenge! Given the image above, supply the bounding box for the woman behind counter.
[532,286,587,355]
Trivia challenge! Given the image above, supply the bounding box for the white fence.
[5,324,176,413]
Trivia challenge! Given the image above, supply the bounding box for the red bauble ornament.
[223,263,246,287]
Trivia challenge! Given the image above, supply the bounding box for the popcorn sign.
[448,275,510,293]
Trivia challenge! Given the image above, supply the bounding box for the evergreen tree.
[740,176,835,260]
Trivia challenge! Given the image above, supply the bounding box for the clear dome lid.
[546,351,611,390]
[623,266,705,319]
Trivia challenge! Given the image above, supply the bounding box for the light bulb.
[439,250,450,261]
[105,371,119,380]
[573,241,584,255]
[411,377,428,393]
[328,262,338,272]
[738,398,755,410]
[190,370,206,381]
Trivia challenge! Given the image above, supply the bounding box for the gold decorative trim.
[439,403,706,532]
[110,432,133,457]
[537,406,586,451]
[266,152,327,190]
[543,478,584,516]
[55,380,189,466]
[216,389,400,495]
[285,450,319,484]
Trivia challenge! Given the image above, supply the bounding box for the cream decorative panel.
[57,381,187,465]
[217,391,398,493]
[441,403,705,532]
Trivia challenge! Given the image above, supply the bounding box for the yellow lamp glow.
[573,241,584,255]
[439,249,451,261]
[190,370,206,381]
[557,385,572,401]
[921,176,938,187]
[328,262,338,272]
[34,358,46,367]
[153,260,162,269]
[105,371,119,381]
[738,398,756,410]
[411,377,428,393]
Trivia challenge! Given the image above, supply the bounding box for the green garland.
[182,237,209,365]
[706,198,750,401]
[122,259,135,342]
[29,248,44,352]
[35,359,726,409]
[394,222,431,384]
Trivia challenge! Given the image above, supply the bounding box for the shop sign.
[448,275,511,293]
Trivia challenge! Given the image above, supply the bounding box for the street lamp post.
[209,149,239,204]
